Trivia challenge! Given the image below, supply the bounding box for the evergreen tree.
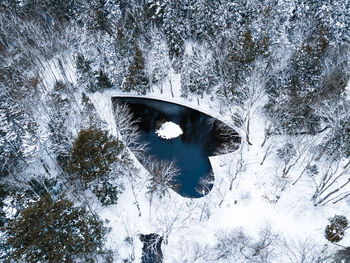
[181,44,214,97]
[5,194,106,262]
[188,0,220,40]
[43,0,80,24]
[276,143,296,165]
[325,215,348,242]
[92,179,124,206]
[164,26,185,72]
[80,92,105,130]
[96,69,113,90]
[105,30,131,87]
[123,43,150,94]
[162,0,188,71]
[76,53,97,93]
[0,185,8,228]
[213,26,269,104]
[85,0,113,33]
[47,81,74,168]
[0,92,39,177]
[66,127,129,189]
[114,1,149,43]
[76,53,92,75]
[265,25,343,134]
[144,0,165,26]
[148,29,170,86]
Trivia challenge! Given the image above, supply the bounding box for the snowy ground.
[88,71,350,263]
[34,54,350,261]
[13,35,348,262]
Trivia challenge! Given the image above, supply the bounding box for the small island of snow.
[155,121,183,139]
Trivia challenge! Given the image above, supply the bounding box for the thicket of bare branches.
[145,157,180,199]
[280,238,333,263]
[112,100,147,155]
[215,226,278,262]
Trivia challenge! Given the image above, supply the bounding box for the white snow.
[155,121,183,139]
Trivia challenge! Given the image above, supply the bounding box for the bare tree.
[215,225,278,263]
[228,144,246,191]
[153,197,195,245]
[174,241,210,263]
[145,157,179,199]
[112,101,147,154]
[302,98,350,205]
[311,159,350,206]
[212,120,241,155]
[196,171,214,197]
[230,74,266,146]
[312,99,350,162]
[275,133,319,181]
[280,238,333,263]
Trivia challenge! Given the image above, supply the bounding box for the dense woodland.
[0,0,350,262]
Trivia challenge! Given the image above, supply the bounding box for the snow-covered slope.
[89,71,350,262]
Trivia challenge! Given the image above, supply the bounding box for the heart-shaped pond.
[113,97,240,198]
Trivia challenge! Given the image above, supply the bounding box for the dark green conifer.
[67,127,127,189]
[5,194,106,262]
[96,69,113,90]
[123,43,150,95]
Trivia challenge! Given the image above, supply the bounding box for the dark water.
[113,97,240,198]
[139,233,163,263]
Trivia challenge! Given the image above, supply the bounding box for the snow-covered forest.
[0,0,350,262]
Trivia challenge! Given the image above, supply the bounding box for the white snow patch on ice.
[155,121,183,139]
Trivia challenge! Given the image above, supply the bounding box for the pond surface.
[113,97,240,198]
